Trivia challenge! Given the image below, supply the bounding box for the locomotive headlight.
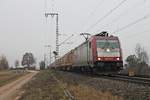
[117,57,120,60]
[98,58,101,61]
[106,48,110,52]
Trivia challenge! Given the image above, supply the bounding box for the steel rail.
[96,74,150,86]
[51,73,75,100]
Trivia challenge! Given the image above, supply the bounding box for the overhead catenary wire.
[109,0,145,25]
[85,0,128,32]
[87,0,105,17]
[59,33,81,56]
[124,29,150,40]
[51,0,55,12]
[122,20,150,39]
[58,34,74,46]
[44,0,47,13]
[113,13,150,33]
[96,0,145,33]
[44,0,48,23]
[81,0,105,32]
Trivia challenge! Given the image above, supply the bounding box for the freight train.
[51,32,123,73]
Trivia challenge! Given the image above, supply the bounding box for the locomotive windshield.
[96,40,119,48]
[96,39,120,57]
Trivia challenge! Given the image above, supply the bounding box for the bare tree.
[135,43,149,65]
[39,61,45,70]
[0,55,9,70]
[21,52,35,68]
[126,55,138,67]
[15,60,19,68]
[126,44,149,75]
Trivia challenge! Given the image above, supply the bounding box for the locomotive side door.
[89,41,93,66]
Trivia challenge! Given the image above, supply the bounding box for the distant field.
[0,70,28,87]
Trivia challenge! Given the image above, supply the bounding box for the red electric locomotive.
[52,32,123,73]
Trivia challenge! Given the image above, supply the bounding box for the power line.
[109,0,144,24]
[51,0,55,12]
[88,0,105,17]
[58,34,74,46]
[113,14,150,33]
[44,0,47,13]
[96,0,145,33]
[123,20,150,38]
[85,0,128,32]
[124,29,150,39]
[81,0,105,32]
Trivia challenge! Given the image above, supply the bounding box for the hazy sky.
[0,0,150,66]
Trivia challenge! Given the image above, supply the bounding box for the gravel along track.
[96,74,150,86]
[19,70,72,100]
[53,71,150,100]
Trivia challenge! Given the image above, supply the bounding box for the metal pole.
[56,14,59,59]
[80,33,91,65]
[50,46,52,64]
[44,53,46,68]
[45,13,59,60]
[45,45,52,66]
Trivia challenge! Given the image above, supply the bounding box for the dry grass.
[19,70,67,100]
[0,70,28,87]
[52,71,123,100]
[69,85,123,100]
[19,70,125,100]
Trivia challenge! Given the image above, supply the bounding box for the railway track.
[51,72,75,100]
[96,74,150,86]
[60,70,150,86]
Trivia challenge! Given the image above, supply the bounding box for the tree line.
[0,44,149,71]
[126,44,149,75]
[15,52,36,69]
[0,52,36,70]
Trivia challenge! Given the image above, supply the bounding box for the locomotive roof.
[74,34,119,50]
[93,31,118,40]
[94,35,119,40]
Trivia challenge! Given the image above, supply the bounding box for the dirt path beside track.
[0,71,38,100]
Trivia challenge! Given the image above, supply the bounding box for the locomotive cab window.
[96,39,120,57]
[96,40,119,49]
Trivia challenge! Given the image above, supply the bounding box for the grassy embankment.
[54,71,123,100]
[19,70,67,100]
[20,70,122,100]
[0,70,28,87]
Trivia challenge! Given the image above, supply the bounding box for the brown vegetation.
[19,70,67,100]
[0,71,36,100]
[53,70,150,100]
[69,85,123,100]
[0,70,28,87]
[20,70,122,100]
[125,43,150,76]
[19,70,150,100]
